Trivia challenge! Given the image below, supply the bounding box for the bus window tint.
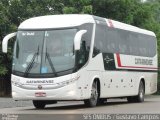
[79,23,93,53]
[93,24,156,57]
[106,28,119,53]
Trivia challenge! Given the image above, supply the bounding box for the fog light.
[68,90,75,96]
[12,92,16,96]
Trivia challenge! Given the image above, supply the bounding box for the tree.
[62,0,92,14]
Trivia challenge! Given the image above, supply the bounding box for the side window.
[117,30,129,54]
[93,25,156,57]
[76,23,93,69]
[106,28,119,54]
[143,35,156,57]
[138,34,148,56]
[79,23,93,58]
[93,24,106,57]
[128,32,156,57]
[128,33,139,56]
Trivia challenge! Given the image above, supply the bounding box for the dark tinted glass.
[93,23,156,57]
[78,23,93,61]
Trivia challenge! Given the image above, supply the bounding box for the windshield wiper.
[24,46,39,77]
[45,48,58,77]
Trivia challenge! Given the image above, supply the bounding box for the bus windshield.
[12,29,77,78]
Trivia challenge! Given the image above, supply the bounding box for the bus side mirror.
[74,30,87,50]
[2,32,17,53]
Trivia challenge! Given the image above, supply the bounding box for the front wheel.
[84,81,99,107]
[33,100,46,109]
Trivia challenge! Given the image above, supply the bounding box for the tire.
[84,81,99,107]
[127,96,135,103]
[135,81,145,102]
[33,100,46,109]
[127,81,144,103]
[98,98,107,105]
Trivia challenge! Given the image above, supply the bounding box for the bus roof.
[18,14,155,36]
[106,19,156,36]
[18,14,95,30]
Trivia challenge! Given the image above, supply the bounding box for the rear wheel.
[84,81,99,107]
[98,98,107,105]
[135,81,145,102]
[127,81,144,103]
[33,100,46,109]
[127,96,135,103]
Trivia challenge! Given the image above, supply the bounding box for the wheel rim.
[90,82,98,104]
[139,83,144,100]
[140,89,143,99]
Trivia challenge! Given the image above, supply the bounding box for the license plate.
[35,92,46,97]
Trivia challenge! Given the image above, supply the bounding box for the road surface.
[0,95,160,120]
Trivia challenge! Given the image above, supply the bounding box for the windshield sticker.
[22,32,35,36]
[41,67,48,73]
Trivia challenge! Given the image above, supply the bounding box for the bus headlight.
[57,75,80,87]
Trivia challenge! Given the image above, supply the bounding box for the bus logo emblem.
[38,85,43,90]
[104,56,114,63]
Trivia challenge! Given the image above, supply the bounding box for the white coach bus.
[2,14,157,108]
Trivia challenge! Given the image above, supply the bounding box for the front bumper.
[12,82,82,101]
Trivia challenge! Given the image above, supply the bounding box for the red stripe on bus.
[116,53,122,67]
[116,53,158,70]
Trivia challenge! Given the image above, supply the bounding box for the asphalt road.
[0,95,160,120]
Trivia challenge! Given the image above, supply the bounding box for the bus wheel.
[127,81,144,103]
[33,100,46,109]
[127,96,135,103]
[135,81,145,102]
[84,81,99,107]
[98,98,107,105]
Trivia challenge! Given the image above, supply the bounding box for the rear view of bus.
[2,14,157,108]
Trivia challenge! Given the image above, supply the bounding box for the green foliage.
[0,1,160,87]
[0,65,7,75]
[62,0,92,14]
[63,7,77,14]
